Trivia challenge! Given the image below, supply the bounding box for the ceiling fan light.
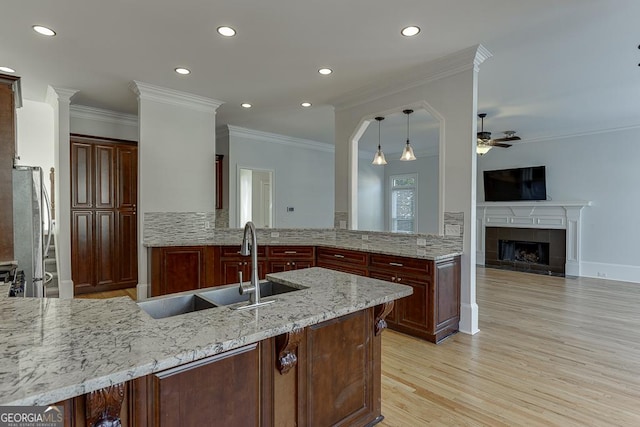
[477,144,492,156]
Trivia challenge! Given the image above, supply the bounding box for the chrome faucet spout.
[240,221,260,305]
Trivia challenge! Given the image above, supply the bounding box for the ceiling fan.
[477,113,521,154]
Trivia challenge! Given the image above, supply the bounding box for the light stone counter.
[0,268,411,406]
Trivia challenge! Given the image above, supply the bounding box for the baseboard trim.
[581,262,640,284]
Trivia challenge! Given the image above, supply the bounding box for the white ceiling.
[2,0,639,147]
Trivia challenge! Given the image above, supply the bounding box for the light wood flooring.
[77,268,640,426]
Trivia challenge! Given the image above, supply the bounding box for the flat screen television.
[483,166,547,202]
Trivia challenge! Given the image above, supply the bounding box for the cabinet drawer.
[267,246,315,259]
[317,247,368,266]
[220,245,266,258]
[369,254,430,276]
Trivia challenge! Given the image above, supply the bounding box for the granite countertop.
[0,268,411,406]
[144,239,462,261]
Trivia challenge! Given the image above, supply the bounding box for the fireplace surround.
[477,201,590,277]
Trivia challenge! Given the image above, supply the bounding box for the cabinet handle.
[284,251,296,254]
[334,254,345,258]
[291,262,296,266]
[286,262,290,266]
[238,262,243,266]
[389,262,404,267]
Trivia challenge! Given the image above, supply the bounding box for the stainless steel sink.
[138,294,217,319]
[198,281,300,307]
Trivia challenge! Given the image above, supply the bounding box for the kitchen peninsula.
[0,267,411,426]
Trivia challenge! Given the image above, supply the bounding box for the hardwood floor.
[74,287,137,300]
[75,268,640,426]
[379,267,640,427]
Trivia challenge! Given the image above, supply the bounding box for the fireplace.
[485,227,565,275]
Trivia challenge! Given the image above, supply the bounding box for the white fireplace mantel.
[476,201,591,276]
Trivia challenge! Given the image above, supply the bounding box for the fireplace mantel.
[476,201,591,276]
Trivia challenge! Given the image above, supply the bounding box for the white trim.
[332,44,492,111]
[129,80,224,113]
[389,173,418,233]
[581,262,640,284]
[226,125,334,153]
[521,123,640,144]
[46,86,78,105]
[236,166,275,229]
[70,104,137,127]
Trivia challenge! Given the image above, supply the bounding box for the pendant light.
[476,112,492,155]
[400,109,417,161]
[372,116,387,165]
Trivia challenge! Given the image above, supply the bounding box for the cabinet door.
[160,247,205,295]
[94,144,116,209]
[306,309,377,426]
[71,142,93,209]
[267,260,291,274]
[117,211,138,286]
[432,257,461,336]
[396,275,431,333]
[153,344,263,426]
[95,211,116,287]
[316,248,368,276]
[71,211,94,291]
[221,259,246,285]
[117,145,137,210]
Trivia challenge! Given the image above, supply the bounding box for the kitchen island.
[0,267,411,426]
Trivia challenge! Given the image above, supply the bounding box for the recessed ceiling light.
[301,102,312,107]
[318,68,333,75]
[33,25,56,36]
[217,26,236,37]
[0,66,16,73]
[241,103,252,108]
[175,67,191,75]
[401,26,420,37]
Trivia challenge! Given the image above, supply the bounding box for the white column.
[565,206,584,276]
[46,86,78,299]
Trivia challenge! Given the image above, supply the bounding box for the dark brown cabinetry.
[316,247,369,276]
[0,74,19,262]
[266,245,315,273]
[218,245,267,286]
[70,135,138,294]
[369,253,460,343]
[58,306,387,426]
[150,246,207,297]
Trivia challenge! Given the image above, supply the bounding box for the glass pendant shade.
[400,141,417,161]
[372,116,387,165]
[400,109,417,161]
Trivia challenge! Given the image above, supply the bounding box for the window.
[390,174,417,233]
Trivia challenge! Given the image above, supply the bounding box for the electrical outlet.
[416,238,427,246]
[362,235,369,241]
[339,220,347,229]
[597,272,607,278]
[445,224,461,236]
[271,231,280,238]
[287,206,294,212]
[204,221,211,229]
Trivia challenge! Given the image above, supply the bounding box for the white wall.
[15,100,55,199]
[357,157,384,231]
[384,155,439,234]
[70,106,138,141]
[477,127,640,283]
[225,126,334,229]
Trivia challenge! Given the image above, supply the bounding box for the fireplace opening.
[499,240,550,265]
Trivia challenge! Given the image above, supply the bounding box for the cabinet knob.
[397,278,402,282]
[291,262,296,266]
[286,262,290,266]
[391,277,395,282]
[238,262,242,266]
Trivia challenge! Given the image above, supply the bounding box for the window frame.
[388,173,418,233]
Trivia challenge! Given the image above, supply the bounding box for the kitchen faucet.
[237,221,274,310]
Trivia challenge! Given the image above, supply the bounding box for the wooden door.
[117,146,137,210]
[94,211,116,287]
[0,75,19,262]
[71,211,94,291]
[94,144,115,209]
[117,211,137,286]
[159,247,205,296]
[71,142,93,209]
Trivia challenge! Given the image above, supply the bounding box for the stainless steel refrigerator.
[12,166,52,297]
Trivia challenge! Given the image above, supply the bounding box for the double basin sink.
[138,281,301,319]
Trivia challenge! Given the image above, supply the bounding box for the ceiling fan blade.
[493,135,521,142]
[489,142,512,148]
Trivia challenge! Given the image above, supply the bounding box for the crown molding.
[70,105,137,127]
[129,80,224,113]
[46,86,78,106]
[524,123,640,144]
[331,44,492,111]
[226,125,334,153]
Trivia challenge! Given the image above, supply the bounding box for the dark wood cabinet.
[150,247,206,297]
[266,245,315,273]
[369,253,460,343]
[218,245,267,286]
[71,135,138,294]
[316,247,369,276]
[0,74,19,262]
[58,306,388,426]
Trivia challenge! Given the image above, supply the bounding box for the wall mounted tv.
[483,166,547,202]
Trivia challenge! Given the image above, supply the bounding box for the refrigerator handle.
[42,182,53,258]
